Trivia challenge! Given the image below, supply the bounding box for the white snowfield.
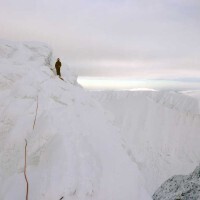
[91,90,200,194]
[0,40,152,200]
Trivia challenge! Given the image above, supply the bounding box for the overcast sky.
[0,0,200,80]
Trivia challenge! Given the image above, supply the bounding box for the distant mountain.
[92,90,200,194]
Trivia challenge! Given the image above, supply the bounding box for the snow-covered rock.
[91,90,200,194]
[0,40,151,200]
[153,165,200,200]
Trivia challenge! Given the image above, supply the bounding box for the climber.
[55,58,62,77]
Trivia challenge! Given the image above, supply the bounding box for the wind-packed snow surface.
[0,40,151,200]
[91,90,200,194]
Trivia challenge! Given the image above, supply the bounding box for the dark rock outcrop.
[153,166,200,200]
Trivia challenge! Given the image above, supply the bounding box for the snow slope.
[91,90,200,194]
[181,90,200,110]
[0,40,151,200]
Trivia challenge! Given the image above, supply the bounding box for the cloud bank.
[0,0,200,80]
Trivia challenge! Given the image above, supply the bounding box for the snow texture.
[0,40,151,200]
[153,165,200,200]
[91,90,200,194]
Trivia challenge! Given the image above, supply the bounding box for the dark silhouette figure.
[55,58,62,77]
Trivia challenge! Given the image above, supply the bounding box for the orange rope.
[24,139,29,200]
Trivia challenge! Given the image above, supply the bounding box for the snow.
[181,91,200,111]
[91,90,200,194]
[0,40,151,200]
[1,39,200,200]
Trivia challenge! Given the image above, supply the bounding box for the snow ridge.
[92,90,200,194]
[0,40,151,200]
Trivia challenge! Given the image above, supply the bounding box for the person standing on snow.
[55,58,62,77]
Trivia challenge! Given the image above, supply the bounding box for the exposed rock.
[153,166,200,200]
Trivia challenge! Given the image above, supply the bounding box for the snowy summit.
[0,40,151,200]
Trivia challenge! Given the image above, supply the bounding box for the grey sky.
[0,0,200,79]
